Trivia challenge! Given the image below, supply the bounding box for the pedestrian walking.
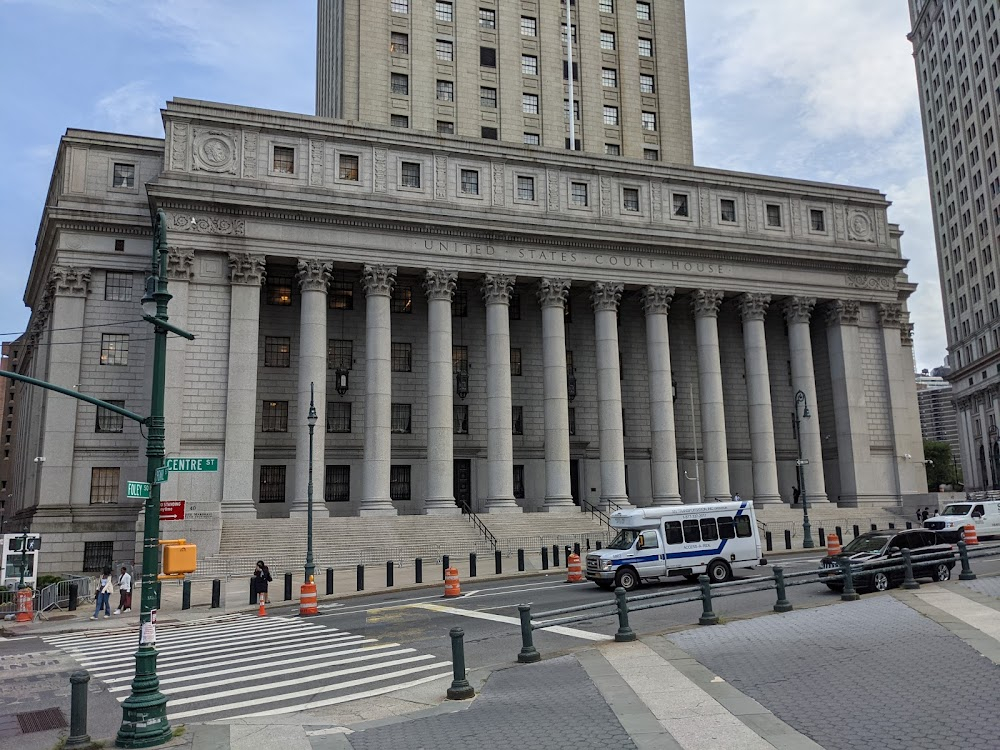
[253,560,272,605]
[91,567,113,620]
[792,486,800,505]
[921,507,930,522]
[114,565,132,614]
[733,492,741,503]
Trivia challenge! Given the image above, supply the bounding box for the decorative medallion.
[192,128,237,174]
[846,209,875,243]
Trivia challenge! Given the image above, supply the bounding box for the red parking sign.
[159,500,185,521]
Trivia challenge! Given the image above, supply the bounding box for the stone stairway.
[755,502,914,547]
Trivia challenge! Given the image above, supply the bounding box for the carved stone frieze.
[599,176,612,217]
[846,274,897,291]
[650,182,662,223]
[698,186,710,227]
[546,169,559,211]
[309,140,324,187]
[241,130,258,179]
[49,266,91,297]
[691,289,724,319]
[745,194,758,233]
[169,121,189,172]
[824,299,860,327]
[537,278,571,309]
[591,281,624,312]
[878,302,903,329]
[374,148,387,192]
[296,259,333,293]
[362,264,397,297]
[191,128,238,174]
[482,273,516,305]
[424,269,458,301]
[736,292,770,322]
[492,162,505,206]
[166,249,195,281]
[641,285,674,316]
[228,253,267,286]
[783,296,816,325]
[435,155,447,200]
[172,214,246,236]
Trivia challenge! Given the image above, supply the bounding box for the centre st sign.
[163,457,218,472]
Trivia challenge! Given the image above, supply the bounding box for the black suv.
[820,529,955,593]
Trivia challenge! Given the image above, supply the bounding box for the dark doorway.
[454,459,471,512]
[571,459,580,506]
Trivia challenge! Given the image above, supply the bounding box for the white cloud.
[94,81,163,137]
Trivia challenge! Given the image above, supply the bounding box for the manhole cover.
[16,707,67,733]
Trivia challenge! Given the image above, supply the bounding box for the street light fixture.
[305,382,318,583]
[17,525,29,589]
[989,424,999,491]
[456,369,469,400]
[334,367,349,397]
[566,366,577,402]
[793,389,814,549]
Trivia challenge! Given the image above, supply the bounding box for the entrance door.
[571,459,580,506]
[453,459,472,513]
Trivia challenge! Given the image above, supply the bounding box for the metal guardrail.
[0,575,94,617]
[461,504,499,552]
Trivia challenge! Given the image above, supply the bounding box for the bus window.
[717,516,736,539]
[700,517,719,541]
[735,515,752,538]
[682,518,702,543]
[664,521,683,545]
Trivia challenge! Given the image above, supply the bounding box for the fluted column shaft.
[693,290,730,501]
[483,274,521,512]
[361,264,398,516]
[424,270,460,515]
[538,279,575,512]
[642,286,681,505]
[738,293,780,504]
[785,297,828,503]
[592,282,630,508]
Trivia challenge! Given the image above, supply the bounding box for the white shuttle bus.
[585,501,764,591]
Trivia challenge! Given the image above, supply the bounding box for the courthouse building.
[9,1,926,570]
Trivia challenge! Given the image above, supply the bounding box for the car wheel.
[872,571,891,592]
[932,563,952,582]
[706,559,732,584]
[595,580,613,590]
[615,567,640,592]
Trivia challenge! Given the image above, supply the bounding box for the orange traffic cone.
[566,553,584,582]
[963,524,980,546]
[826,534,842,556]
[258,599,266,617]
[444,567,461,597]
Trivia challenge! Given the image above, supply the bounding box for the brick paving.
[670,597,1000,750]
[346,655,636,750]
[960,576,1000,599]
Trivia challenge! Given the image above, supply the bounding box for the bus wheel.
[707,559,732,583]
[615,567,640,591]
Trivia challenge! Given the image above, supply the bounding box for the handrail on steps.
[580,498,620,529]
[461,502,498,552]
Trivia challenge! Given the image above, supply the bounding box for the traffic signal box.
[159,538,197,578]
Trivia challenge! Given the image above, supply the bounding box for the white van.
[584,501,764,591]
[924,500,1000,541]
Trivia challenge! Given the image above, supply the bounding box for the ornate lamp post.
[989,424,999,491]
[793,389,814,549]
[17,526,29,589]
[305,382,318,583]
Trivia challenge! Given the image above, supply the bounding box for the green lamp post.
[305,381,317,583]
[793,389,814,549]
[17,526,29,589]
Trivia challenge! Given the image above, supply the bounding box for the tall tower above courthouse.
[316,0,694,163]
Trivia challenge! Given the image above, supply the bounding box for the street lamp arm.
[140,314,196,341]
[0,369,147,424]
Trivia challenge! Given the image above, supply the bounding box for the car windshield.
[607,529,640,550]
[941,504,972,516]
[841,535,890,554]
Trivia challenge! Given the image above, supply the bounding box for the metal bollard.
[906,521,913,529]
[574,542,581,556]
[249,578,256,606]
[773,566,792,613]
[446,627,475,700]
[614,586,636,642]
[155,580,162,610]
[284,572,293,601]
[415,558,423,584]
[765,531,773,552]
[870,523,878,532]
[958,540,977,581]
[357,564,365,592]
[181,579,192,610]
[552,545,560,568]
[326,568,334,596]
[64,671,91,749]
[586,538,591,551]
[517,604,540,663]
[517,548,525,572]
[68,582,78,612]
[495,550,502,575]
[596,540,602,550]
[698,575,719,626]
[888,522,895,529]
[901,549,920,590]
[469,553,477,577]
[541,546,549,570]
[387,560,394,587]
[211,579,221,608]
[836,526,843,544]
[818,527,826,547]
[853,524,860,539]
[784,530,792,550]
[564,546,572,566]
[442,555,450,581]
[839,559,860,601]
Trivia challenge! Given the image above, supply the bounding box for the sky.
[0,1,945,371]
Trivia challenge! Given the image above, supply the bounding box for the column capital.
[691,289,724,318]
[878,302,903,328]
[228,252,267,286]
[48,265,91,298]
[901,322,914,347]
[783,296,816,325]
[736,292,770,322]
[824,299,860,327]
[424,269,458,301]
[482,273,516,305]
[641,285,674,316]
[361,264,397,297]
[591,281,624,312]
[297,259,333,293]
[537,278,571,308]
[166,248,195,281]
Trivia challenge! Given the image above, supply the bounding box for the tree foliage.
[923,440,961,491]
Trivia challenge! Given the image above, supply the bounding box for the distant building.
[915,369,951,391]
[916,380,961,458]
[0,341,19,533]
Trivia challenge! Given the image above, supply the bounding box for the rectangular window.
[391,72,409,95]
[599,0,614,12]
[83,541,114,572]
[453,290,468,317]
[720,198,737,222]
[264,336,291,367]
[522,93,539,114]
[639,74,655,93]
[672,193,689,217]
[481,126,498,140]
[810,209,826,231]
[512,405,524,435]
[682,518,701,543]
[641,112,656,131]
[561,25,578,45]
[435,1,453,22]
[96,401,125,434]
[602,68,617,88]
[437,121,455,135]
[266,274,293,305]
[718,516,736,539]
[664,521,683,545]
[329,279,354,310]
[436,40,453,61]
[622,188,640,212]
[571,182,588,206]
[522,55,538,75]
[339,154,359,181]
[643,149,658,161]
[90,467,119,504]
[391,114,409,128]
[262,401,289,432]
[391,342,412,372]
[480,46,496,67]
[700,517,720,542]
[391,403,412,433]
[259,465,286,503]
[766,204,782,227]
[565,99,580,120]
[481,87,497,108]
[517,176,535,201]
[510,348,522,376]
[454,404,469,434]
[390,465,411,501]
[520,16,536,36]
[605,143,621,156]
[636,2,651,20]
[461,169,479,195]
[600,32,616,50]
[735,516,752,538]
[326,402,351,433]
[391,286,413,313]
[568,407,576,435]
[390,0,409,13]
[328,339,353,370]
[453,345,469,374]
[603,106,619,125]
[100,334,129,366]
[437,80,454,101]
[523,133,540,145]
[390,31,409,53]
[114,239,125,252]
[638,38,653,57]
[273,145,295,174]
[513,465,525,499]
[324,465,350,502]
[105,271,132,301]
[113,163,135,188]
[401,161,421,188]
[479,8,496,28]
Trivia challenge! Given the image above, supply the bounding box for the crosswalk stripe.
[40,613,258,643]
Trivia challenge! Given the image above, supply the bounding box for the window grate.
[390,465,411,501]
[90,467,119,504]
[105,271,133,301]
[262,401,289,432]
[324,465,350,502]
[83,541,114,572]
[17,708,67,734]
[96,401,125,433]
[259,465,286,503]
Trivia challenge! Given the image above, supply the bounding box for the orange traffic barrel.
[15,588,33,623]
[826,534,842,556]
[963,524,980,545]
[444,567,461,597]
[566,553,584,582]
[299,580,319,616]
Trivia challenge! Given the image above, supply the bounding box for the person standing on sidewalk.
[114,565,132,614]
[253,560,272,605]
[91,567,113,620]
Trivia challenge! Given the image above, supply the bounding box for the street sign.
[154,466,169,484]
[159,500,186,522]
[795,459,810,467]
[127,481,151,499]
[164,457,218,473]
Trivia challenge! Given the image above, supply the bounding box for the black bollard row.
[211,578,221,609]
[65,671,91,749]
[573,542,581,556]
[284,572,293,601]
[249,578,256,606]
[415,557,423,584]
[387,560,394,588]
[818,528,826,547]
[552,545,560,568]
[853,524,860,539]
[442,555,450,581]
[326,567,334,596]
[836,526,843,544]
[470,553,477,578]
[784,530,792,550]
[765,531,773,552]
[596,540,602,550]
[495,550,502,575]
[68,582,79,612]
[517,548,525,572]
[181,579,192,610]
[357,564,365,592]
[541,546,549,570]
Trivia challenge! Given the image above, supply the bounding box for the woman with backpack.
[253,560,272,605]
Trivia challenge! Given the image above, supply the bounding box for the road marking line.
[325,580,570,616]
[408,602,611,641]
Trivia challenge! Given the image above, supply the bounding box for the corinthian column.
[785,296,828,503]
[592,282,631,508]
[537,278,575,512]
[222,253,266,517]
[423,270,460,515]
[692,289,730,501]
[642,286,681,505]
[360,264,398,516]
[482,273,521,512]
[825,300,869,505]
[737,293,780,504]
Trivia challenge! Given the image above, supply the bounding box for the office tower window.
[113,163,135,188]
[766,204,783,227]
[436,80,454,101]
[266,274,293,305]
[437,121,455,135]
[720,199,737,222]
[480,46,497,67]
[523,133,540,145]
[517,176,536,201]
[96,401,125,434]
[600,32,616,50]
[273,145,295,173]
[105,271,132,301]
[328,338,353,370]
[392,285,413,313]
[391,73,409,94]
[324,465,350,502]
[636,2,651,20]
[390,465,411,500]
[461,169,480,195]
[90,467,120,504]
[391,404,412,433]
[672,193,689,217]
[436,40,453,60]
[603,106,619,125]
[264,336,291,367]
[339,154,359,181]
[810,209,826,231]
[401,161,421,188]
[390,32,408,53]
[521,17,537,36]
[523,94,539,114]
[391,342,413,372]
[605,144,621,155]
[391,0,409,13]
[599,0,614,13]
[326,402,351,433]
[481,87,497,108]
[638,38,653,57]
[643,149,658,161]
[623,188,640,212]
[479,9,495,28]
[481,126,498,139]
[640,74,655,93]
[391,114,409,128]
[571,182,589,206]
[522,55,538,75]
[262,401,289,432]
[641,112,657,131]
[100,334,129,366]
[329,279,354,309]
[602,68,618,88]
[435,1,453,22]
